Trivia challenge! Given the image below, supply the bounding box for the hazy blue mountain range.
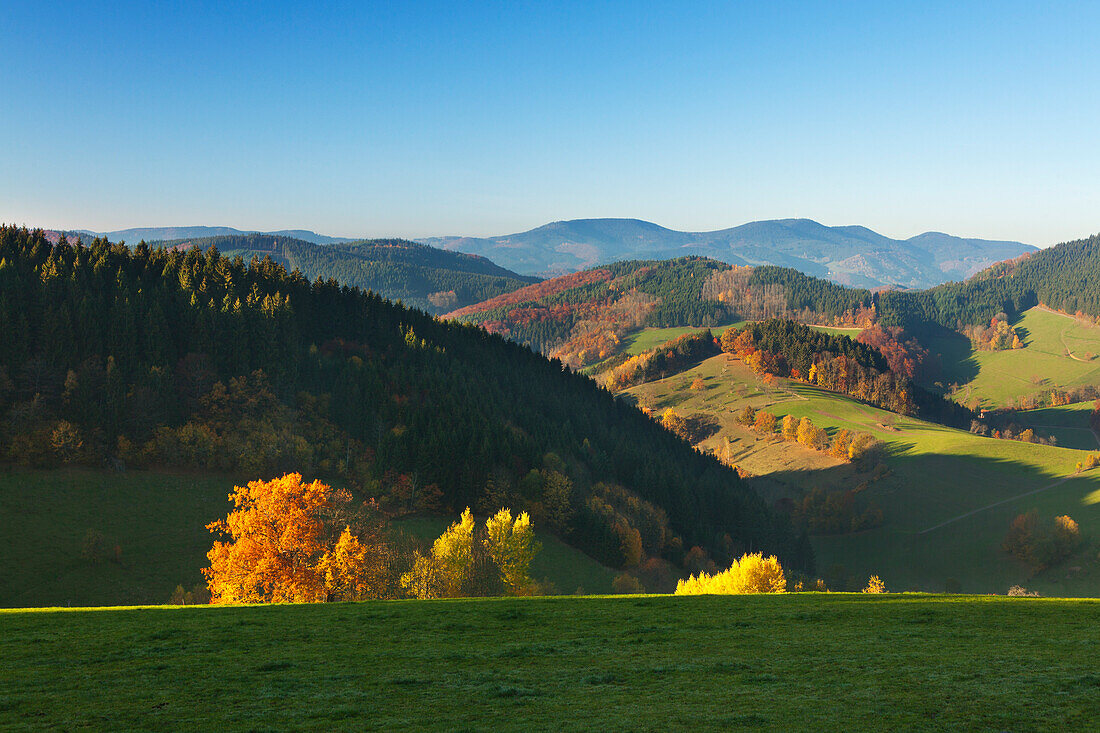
[68,226,355,246]
[59,217,1036,289]
[420,218,1036,288]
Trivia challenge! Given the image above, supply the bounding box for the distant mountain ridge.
[60,217,1035,289]
[420,218,1035,289]
[69,226,355,246]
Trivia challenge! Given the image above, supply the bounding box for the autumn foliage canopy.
[204,473,390,604]
[675,552,787,595]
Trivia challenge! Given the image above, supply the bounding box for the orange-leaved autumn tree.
[204,473,391,604]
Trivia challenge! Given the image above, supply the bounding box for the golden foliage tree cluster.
[1075,453,1100,473]
[204,473,392,604]
[675,552,787,595]
[961,316,1023,351]
[743,410,877,463]
[1003,510,1082,569]
[400,508,541,598]
[862,575,887,593]
[660,408,689,440]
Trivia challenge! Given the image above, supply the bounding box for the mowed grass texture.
[1,594,1097,731]
[0,468,233,608]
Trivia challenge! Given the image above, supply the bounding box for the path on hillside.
[917,474,1076,535]
[1035,305,1092,362]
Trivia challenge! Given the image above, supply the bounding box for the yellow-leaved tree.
[401,507,540,598]
[204,473,391,604]
[863,575,887,593]
[675,552,787,595]
[486,508,538,592]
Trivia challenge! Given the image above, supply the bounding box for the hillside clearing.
[622,322,743,355]
[1017,401,1100,450]
[1,594,1096,731]
[930,306,1100,408]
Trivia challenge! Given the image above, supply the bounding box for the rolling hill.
[450,230,1100,413]
[622,348,1100,595]
[0,226,807,606]
[150,233,539,313]
[69,225,355,245]
[444,257,736,367]
[421,217,1034,287]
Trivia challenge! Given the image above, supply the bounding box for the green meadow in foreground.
[1,594,1097,731]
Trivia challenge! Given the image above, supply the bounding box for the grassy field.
[0,468,617,608]
[0,468,234,609]
[1018,401,1099,451]
[807,325,864,337]
[929,306,1100,408]
[622,321,743,355]
[1,594,1096,731]
[625,355,1100,595]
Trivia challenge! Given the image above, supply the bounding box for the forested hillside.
[699,233,1100,334]
[876,233,1100,331]
[153,233,538,313]
[0,227,807,574]
[446,257,734,365]
[75,226,356,246]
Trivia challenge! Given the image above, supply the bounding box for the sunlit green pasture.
[1,594,1097,731]
[807,325,864,337]
[622,321,743,355]
[931,306,1100,408]
[625,355,1100,595]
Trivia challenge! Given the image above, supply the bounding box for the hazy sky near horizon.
[2,1,1098,246]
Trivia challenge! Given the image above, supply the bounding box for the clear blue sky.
[2,1,1098,245]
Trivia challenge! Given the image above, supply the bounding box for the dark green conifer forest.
[152,233,538,313]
